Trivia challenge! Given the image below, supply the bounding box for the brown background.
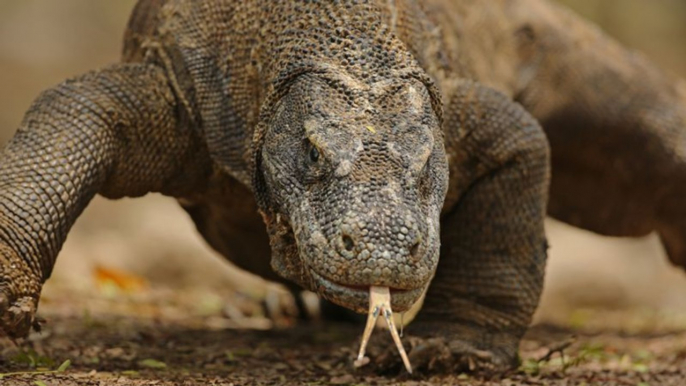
[0,0,685,324]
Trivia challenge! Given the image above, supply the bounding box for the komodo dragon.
[1,0,685,373]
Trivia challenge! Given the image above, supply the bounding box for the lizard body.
[1,0,684,372]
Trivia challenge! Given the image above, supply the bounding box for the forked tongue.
[353,286,412,374]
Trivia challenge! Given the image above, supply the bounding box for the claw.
[354,286,412,374]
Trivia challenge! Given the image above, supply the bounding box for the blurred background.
[1,0,686,327]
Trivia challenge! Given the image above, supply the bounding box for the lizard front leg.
[510,0,686,266]
[0,64,209,338]
[391,81,549,373]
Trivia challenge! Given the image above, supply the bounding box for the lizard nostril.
[410,240,421,259]
[342,234,355,252]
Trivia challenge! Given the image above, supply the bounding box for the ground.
[1,287,686,386]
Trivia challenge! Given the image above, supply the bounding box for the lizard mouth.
[309,270,424,313]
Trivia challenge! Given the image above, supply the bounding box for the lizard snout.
[335,213,425,269]
[337,224,423,262]
[303,204,439,313]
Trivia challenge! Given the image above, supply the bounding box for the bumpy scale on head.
[253,1,449,313]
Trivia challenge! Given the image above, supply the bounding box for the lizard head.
[253,70,448,313]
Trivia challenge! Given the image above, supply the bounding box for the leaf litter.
[1,287,686,385]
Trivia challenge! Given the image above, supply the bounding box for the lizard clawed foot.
[0,294,37,339]
[0,244,42,340]
[371,334,513,375]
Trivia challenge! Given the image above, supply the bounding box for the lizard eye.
[303,139,328,182]
[309,143,320,163]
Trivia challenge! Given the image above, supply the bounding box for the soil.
[1,289,685,386]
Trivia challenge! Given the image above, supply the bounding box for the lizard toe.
[366,333,510,375]
[0,295,36,339]
[406,336,452,372]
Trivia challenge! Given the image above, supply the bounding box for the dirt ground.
[1,288,686,386]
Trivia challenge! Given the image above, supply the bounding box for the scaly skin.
[1,0,684,373]
[0,64,210,337]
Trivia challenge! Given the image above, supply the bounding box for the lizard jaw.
[309,269,424,314]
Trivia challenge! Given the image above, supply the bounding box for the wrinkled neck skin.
[244,1,450,313]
